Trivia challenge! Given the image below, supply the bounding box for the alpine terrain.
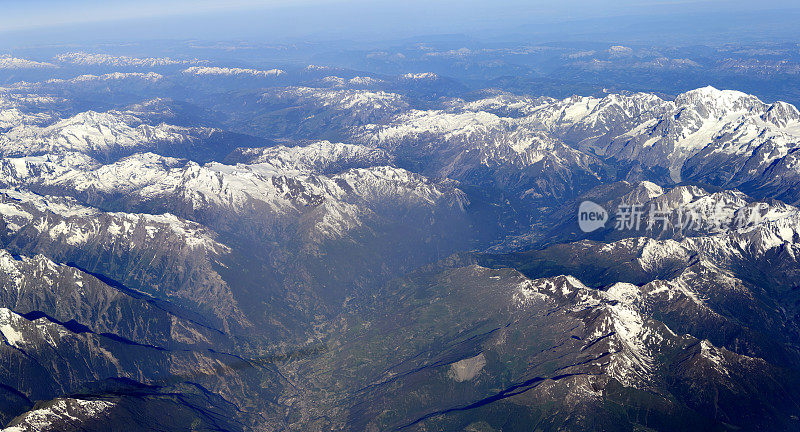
[1,27,800,432]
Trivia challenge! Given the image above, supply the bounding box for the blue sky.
[3,0,800,46]
[0,0,317,32]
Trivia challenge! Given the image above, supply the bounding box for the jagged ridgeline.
[0,51,799,431]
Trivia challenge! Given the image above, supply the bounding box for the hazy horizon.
[4,0,800,48]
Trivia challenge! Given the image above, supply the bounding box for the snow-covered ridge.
[592,87,800,183]
[55,52,205,67]
[348,76,382,86]
[364,104,606,195]
[0,188,244,326]
[453,92,555,118]
[402,72,438,80]
[511,269,760,389]
[9,73,165,94]
[321,76,383,87]
[0,144,465,242]
[0,109,215,158]
[262,86,409,117]
[44,72,164,84]
[0,188,230,254]
[0,91,66,135]
[363,91,664,175]
[230,141,392,174]
[0,105,55,130]
[0,91,63,111]
[183,66,285,77]
[0,55,56,70]
[513,273,672,387]
[4,397,116,432]
[260,85,799,189]
[0,307,25,347]
[344,85,800,199]
[0,306,79,350]
[372,109,507,142]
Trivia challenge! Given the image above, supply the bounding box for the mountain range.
[0,51,799,431]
